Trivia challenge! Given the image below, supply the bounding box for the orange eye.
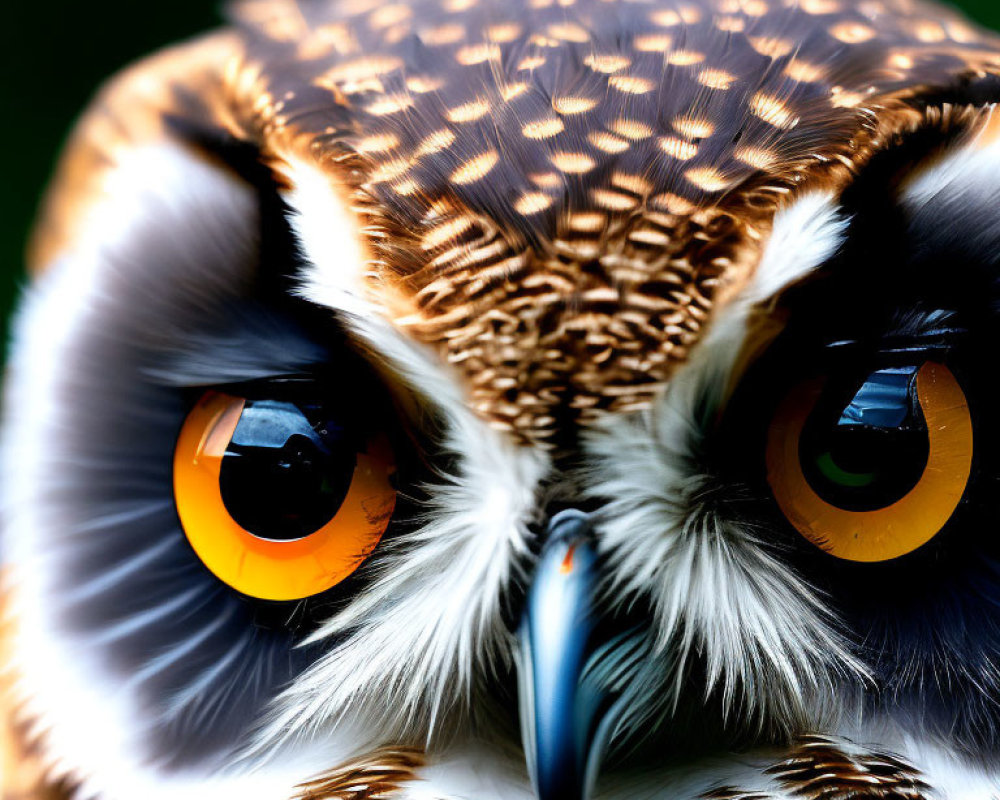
[174,391,396,601]
[766,362,972,563]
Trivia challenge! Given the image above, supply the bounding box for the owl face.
[6,0,1000,798]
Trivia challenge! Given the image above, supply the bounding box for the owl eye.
[174,389,397,601]
[766,362,972,563]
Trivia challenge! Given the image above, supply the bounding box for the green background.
[2,3,223,346]
[3,0,1000,342]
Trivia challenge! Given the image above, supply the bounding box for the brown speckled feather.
[28,0,1000,443]
[704,735,932,799]
[291,747,424,799]
[216,0,1000,441]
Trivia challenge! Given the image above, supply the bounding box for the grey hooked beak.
[518,510,618,800]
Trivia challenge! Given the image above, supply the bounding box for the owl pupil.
[218,399,357,541]
[799,366,930,512]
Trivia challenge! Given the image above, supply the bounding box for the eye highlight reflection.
[174,391,397,601]
[766,362,972,563]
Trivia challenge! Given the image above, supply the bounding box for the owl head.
[5,0,1000,798]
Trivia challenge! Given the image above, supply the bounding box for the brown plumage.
[703,735,932,800]
[32,0,1000,444]
[292,747,424,800]
[227,0,1000,442]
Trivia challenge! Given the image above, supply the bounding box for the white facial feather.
[741,192,852,306]
[283,155,383,321]
[902,118,1000,214]
[581,193,861,736]
[901,121,1000,269]
[0,143,309,799]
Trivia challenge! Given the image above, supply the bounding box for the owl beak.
[517,510,615,800]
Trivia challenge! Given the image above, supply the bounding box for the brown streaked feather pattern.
[703,735,932,800]
[220,0,1000,442]
[292,746,424,800]
[27,0,1000,443]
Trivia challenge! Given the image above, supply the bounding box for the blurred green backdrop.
[3,0,1000,343]
[2,3,223,347]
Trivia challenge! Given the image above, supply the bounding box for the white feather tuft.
[581,192,860,736]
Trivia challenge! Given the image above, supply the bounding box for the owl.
[6,0,1000,797]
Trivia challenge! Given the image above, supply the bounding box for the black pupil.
[800,365,929,512]
[219,399,358,541]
